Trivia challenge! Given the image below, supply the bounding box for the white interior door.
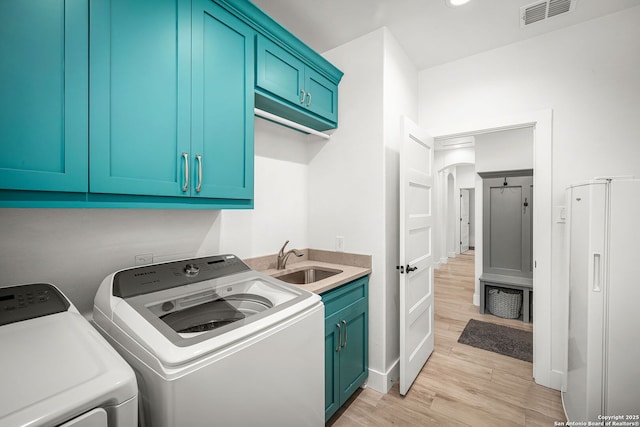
[399,117,434,395]
[460,189,470,253]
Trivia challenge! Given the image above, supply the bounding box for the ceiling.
[251,0,640,70]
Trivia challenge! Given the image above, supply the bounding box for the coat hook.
[503,177,508,186]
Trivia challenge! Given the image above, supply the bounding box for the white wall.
[310,28,387,388]
[0,118,311,314]
[220,118,310,257]
[475,127,533,173]
[382,28,419,382]
[418,6,640,387]
[311,27,418,392]
[456,164,475,188]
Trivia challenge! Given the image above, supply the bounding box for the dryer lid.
[0,311,137,427]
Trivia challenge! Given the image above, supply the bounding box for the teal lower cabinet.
[321,276,369,421]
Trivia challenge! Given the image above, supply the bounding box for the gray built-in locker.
[478,170,533,322]
[481,171,533,279]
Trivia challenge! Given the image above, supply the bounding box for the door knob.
[406,265,418,273]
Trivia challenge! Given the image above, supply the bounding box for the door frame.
[427,109,557,390]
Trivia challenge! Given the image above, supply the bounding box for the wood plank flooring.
[327,251,566,426]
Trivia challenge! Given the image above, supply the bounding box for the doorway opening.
[460,187,474,253]
[427,109,557,390]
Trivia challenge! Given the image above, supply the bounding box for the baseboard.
[473,292,480,306]
[549,369,564,391]
[447,251,456,258]
[533,366,564,392]
[367,360,399,394]
[434,261,441,269]
[439,257,448,265]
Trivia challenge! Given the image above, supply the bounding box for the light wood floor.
[327,251,566,426]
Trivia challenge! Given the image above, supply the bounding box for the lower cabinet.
[321,276,368,421]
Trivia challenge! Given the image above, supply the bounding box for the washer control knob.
[184,263,200,277]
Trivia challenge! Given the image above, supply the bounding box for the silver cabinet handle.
[341,320,348,348]
[300,89,306,103]
[181,152,189,192]
[195,154,202,193]
[336,323,342,352]
[306,92,312,107]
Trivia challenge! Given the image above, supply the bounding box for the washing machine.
[0,283,138,427]
[93,254,324,427]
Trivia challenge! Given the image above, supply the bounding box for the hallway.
[328,251,565,426]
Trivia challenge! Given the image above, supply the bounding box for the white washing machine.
[0,283,138,427]
[93,254,324,427]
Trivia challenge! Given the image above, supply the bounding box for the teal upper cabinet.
[256,35,339,132]
[90,0,254,202]
[0,0,337,207]
[90,0,191,198]
[215,0,343,133]
[0,0,88,193]
[191,0,254,201]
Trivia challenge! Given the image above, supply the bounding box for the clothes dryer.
[0,283,137,427]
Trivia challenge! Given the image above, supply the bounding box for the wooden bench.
[479,273,533,323]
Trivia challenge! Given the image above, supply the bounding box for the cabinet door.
[256,36,306,107]
[324,312,342,421]
[0,0,88,192]
[304,67,338,124]
[338,300,368,405]
[191,0,254,200]
[90,0,191,197]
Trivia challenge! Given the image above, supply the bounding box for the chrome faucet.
[276,240,303,270]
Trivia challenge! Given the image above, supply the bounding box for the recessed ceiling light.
[446,0,471,7]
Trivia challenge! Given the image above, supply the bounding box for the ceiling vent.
[521,0,577,27]
[435,136,475,151]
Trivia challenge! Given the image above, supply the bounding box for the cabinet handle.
[195,154,202,193]
[300,89,306,103]
[181,152,189,192]
[336,323,342,352]
[341,320,348,348]
[592,253,601,292]
[306,92,312,107]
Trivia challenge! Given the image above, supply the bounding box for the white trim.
[254,108,332,139]
[428,109,555,389]
[367,360,400,393]
[473,292,480,306]
[439,257,449,265]
[447,251,457,258]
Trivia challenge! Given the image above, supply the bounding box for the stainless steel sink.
[274,267,342,284]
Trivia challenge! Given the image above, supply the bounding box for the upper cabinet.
[89,0,192,198]
[0,0,341,208]
[256,36,339,131]
[0,0,88,193]
[90,0,254,203]
[191,0,254,201]
[219,0,344,133]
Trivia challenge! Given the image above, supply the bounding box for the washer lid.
[0,311,137,427]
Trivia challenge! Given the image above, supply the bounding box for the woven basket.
[487,287,522,319]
